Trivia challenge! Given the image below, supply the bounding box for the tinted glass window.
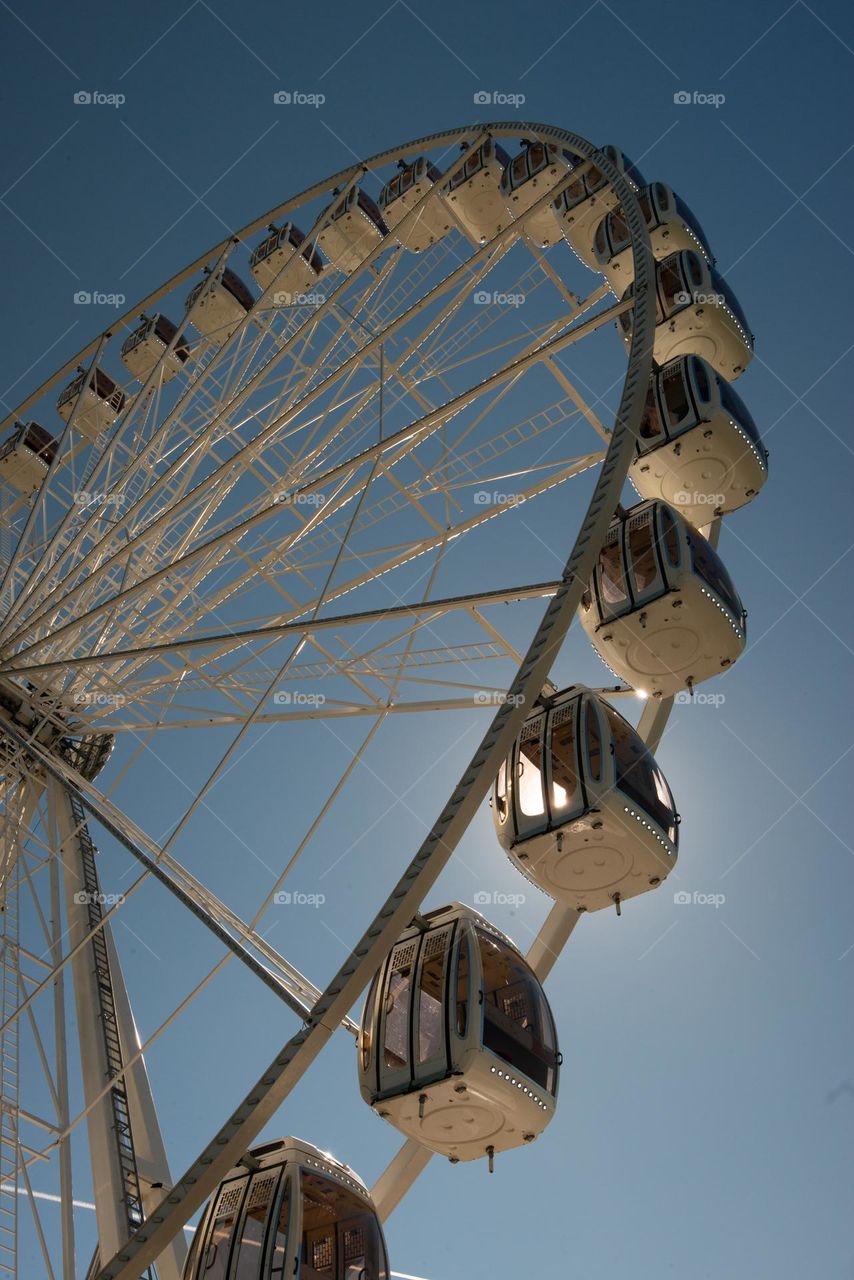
[659,259,687,313]
[639,382,665,443]
[201,1181,245,1279]
[597,536,629,609]
[418,932,449,1063]
[609,208,630,252]
[360,971,379,1073]
[662,367,693,429]
[269,1178,291,1279]
[511,154,528,185]
[383,951,413,1069]
[689,536,744,622]
[622,155,646,187]
[495,758,508,822]
[455,931,470,1037]
[517,718,545,816]
[710,268,752,343]
[692,357,711,403]
[233,1173,278,1280]
[718,379,764,451]
[618,304,635,335]
[549,703,580,816]
[562,175,587,208]
[637,188,654,227]
[660,505,681,568]
[604,706,678,845]
[674,194,712,254]
[184,1219,203,1280]
[628,519,659,593]
[585,700,603,782]
[529,143,547,169]
[300,1169,388,1280]
[476,930,558,1093]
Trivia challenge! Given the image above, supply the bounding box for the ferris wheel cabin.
[442,138,512,245]
[499,142,568,247]
[580,499,747,697]
[120,313,190,384]
[629,355,768,525]
[379,157,454,252]
[0,421,57,494]
[249,223,325,302]
[315,187,388,275]
[594,181,713,291]
[554,144,645,269]
[618,250,754,380]
[181,1137,389,1280]
[56,366,126,441]
[493,686,678,913]
[185,268,255,341]
[358,902,558,1164]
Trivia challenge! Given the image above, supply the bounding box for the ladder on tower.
[66,791,153,1266]
[0,865,19,1278]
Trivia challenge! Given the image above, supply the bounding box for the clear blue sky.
[2,1,853,1277]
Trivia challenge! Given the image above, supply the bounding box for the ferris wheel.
[0,122,767,1280]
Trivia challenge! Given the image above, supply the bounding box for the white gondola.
[554,144,645,269]
[249,222,325,303]
[493,686,678,913]
[617,250,754,380]
[184,267,255,341]
[181,1136,389,1280]
[629,355,768,525]
[120,313,189,384]
[0,421,57,494]
[442,138,512,245]
[379,157,454,252]
[580,499,747,697]
[315,187,388,274]
[358,902,558,1164]
[56,366,126,442]
[499,141,568,247]
[593,181,713,291]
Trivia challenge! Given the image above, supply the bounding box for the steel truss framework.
[0,122,674,1278]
